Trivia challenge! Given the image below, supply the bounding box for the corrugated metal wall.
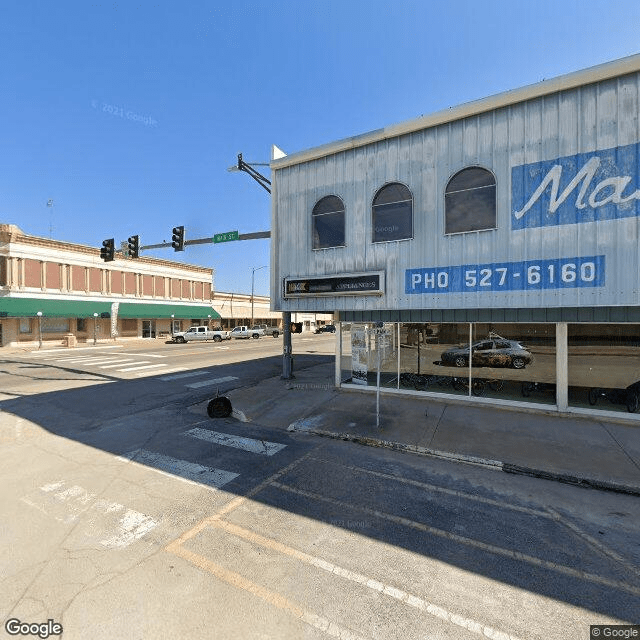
[272,72,640,314]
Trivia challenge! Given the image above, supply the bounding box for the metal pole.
[94,313,98,345]
[376,331,381,429]
[251,269,255,327]
[37,312,43,349]
[282,311,293,379]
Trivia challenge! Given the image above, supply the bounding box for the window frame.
[444,166,497,236]
[371,181,414,244]
[312,195,346,250]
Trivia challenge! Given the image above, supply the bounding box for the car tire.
[454,356,467,367]
[272,331,279,338]
[252,333,260,339]
[588,388,599,406]
[521,382,533,397]
[177,336,186,344]
[213,335,222,342]
[511,357,526,369]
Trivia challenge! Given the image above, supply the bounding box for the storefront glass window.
[568,324,640,414]
[341,322,556,406]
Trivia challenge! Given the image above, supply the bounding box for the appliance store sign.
[511,142,640,229]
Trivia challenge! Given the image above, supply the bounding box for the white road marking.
[271,482,640,597]
[212,518,524,640]
[98,360,138,368]
[137,367,187,378]
[185,428,287,456]
[118,363,167,372]
[139,353,168,358]
[185,376,238,389]
[159,370,214,381]
[61,357,127,365]
[25,345,123,355]
[21,481,158,548]
[117,449,239,489]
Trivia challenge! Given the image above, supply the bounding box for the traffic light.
[171,226,185,251]
[127,234,140,259]
[100,238,115,262]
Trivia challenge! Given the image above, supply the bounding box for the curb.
[287,424,640,497]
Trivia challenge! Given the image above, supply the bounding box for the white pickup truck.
[172,326,230,343]
[230,325,264,339]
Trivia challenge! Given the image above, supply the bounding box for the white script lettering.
[514,156,640,220]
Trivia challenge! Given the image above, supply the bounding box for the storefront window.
[341,321,556,406]
[568,324,640,414]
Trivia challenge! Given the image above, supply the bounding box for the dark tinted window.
[313,195,345,249]
[372,183,412,242]
[445,167,496,234]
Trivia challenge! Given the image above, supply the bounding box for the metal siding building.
[270,54,640,418]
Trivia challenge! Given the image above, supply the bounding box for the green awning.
[0,297,220,320]
[0,298,113,318]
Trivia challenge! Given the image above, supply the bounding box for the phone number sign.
[405,255,605,294]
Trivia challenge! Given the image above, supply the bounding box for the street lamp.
[36,311,43,349]
[251,266,267,327]
[93,313,98,345]
[227,154,271,193]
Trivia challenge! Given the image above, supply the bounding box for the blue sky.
[1,0,639,296]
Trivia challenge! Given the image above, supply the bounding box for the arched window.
[372,183,413,243]
[312,195,345,249]
[445,167,496,234]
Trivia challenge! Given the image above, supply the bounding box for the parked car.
[440,339,532,369]
[314,324,336,334]
[251,324,280,338]
[230,325,264,339]
[171,326,230,343]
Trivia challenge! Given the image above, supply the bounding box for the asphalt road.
[1,337,639,639]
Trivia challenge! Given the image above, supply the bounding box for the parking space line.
[270,481,640,597]
[166,543,369,640]
[185,428,287,456]
[210,518,523,640]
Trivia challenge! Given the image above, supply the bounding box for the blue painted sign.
[511,142,640,229]
[405,255,605,294]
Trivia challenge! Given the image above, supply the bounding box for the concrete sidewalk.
[216,362,640,496]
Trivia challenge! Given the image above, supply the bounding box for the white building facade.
[271,54,640,419]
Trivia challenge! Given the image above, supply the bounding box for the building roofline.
[0,223,212,274]
[271,53,640,171]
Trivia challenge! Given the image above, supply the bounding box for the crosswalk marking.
[137,367,186,378]
[185,376,238,389]
[98,360,138,368]
[118,363,167,372]
[63,357,125,365]
[118,449,239,489]
[21,480,157,548]
[159,370,214,381]
[185,428,286,456]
